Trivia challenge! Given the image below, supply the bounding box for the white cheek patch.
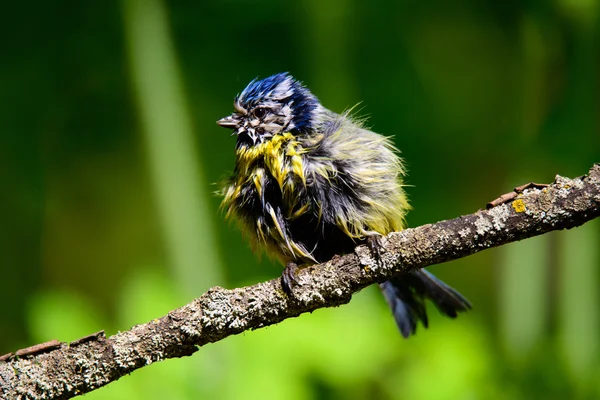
[261,122,285,133]
[280,104,293,119]
[280,104,294,130]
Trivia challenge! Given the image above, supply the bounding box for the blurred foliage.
[1,0,599,398]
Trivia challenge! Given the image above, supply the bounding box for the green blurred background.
[1,0,599,398]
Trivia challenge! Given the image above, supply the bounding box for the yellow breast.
[232,133,307,200]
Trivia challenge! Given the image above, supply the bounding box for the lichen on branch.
[1,164,599,400]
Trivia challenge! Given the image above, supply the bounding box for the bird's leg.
[281,261,299,294]
[367,234,384,265]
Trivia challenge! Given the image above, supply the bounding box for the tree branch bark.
[2,164,600,400]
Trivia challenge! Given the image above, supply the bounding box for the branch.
[2,164,600,400]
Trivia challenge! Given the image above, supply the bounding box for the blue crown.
[237,73,320,134]
[237,72,292,106]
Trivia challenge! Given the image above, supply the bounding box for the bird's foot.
[281,262,299,294]
[367,235,384,264]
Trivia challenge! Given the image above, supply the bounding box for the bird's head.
[217,73,321,147]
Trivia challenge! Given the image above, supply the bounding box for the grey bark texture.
[2,164,599,400]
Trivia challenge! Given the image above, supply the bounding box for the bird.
[217,72,471,337]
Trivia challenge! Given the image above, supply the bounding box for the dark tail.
[379,269,471,338]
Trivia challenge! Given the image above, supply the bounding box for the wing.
[278,113,410,262]
[302,114,409,239]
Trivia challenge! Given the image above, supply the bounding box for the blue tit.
[218,72,470,337]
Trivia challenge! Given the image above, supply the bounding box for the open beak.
[216,115,239,129]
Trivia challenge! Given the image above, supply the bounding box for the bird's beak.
[217,115,238,129]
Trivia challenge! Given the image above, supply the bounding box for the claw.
[367,235,384,263]
[281,262,299,294]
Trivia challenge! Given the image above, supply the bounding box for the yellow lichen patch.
[512,199,526,213]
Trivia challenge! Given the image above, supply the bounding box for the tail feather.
[379,269,471,338]
[380,280,427,338]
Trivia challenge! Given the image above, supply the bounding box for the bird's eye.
[254,107,267,119]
